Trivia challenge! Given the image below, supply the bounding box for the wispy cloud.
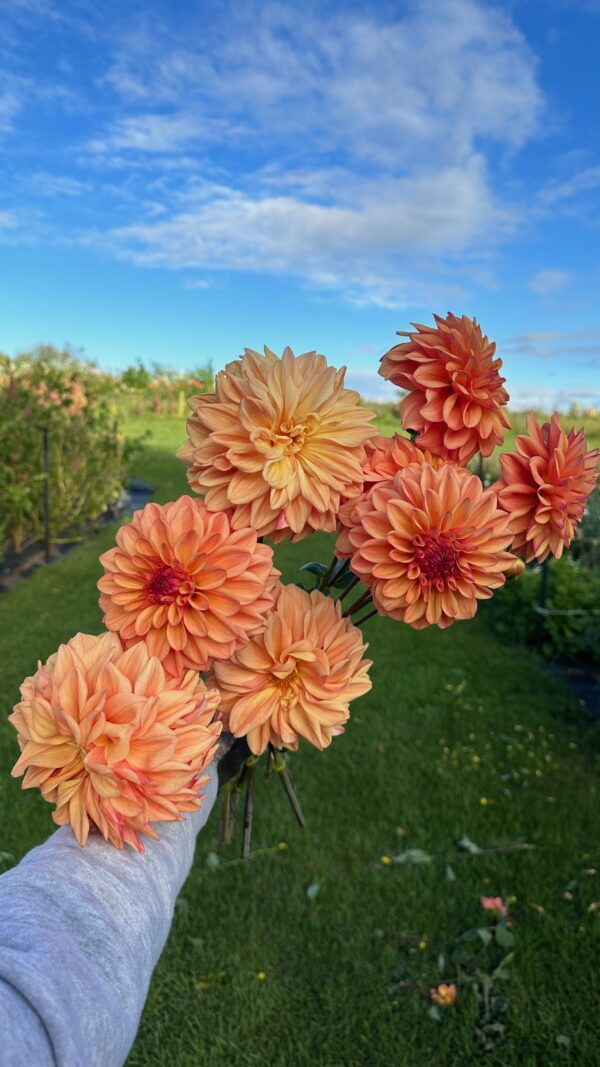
[538,165,600,206]
[85,158,514,306]
[85,113,232,155]
[528,268,571,295]
[28,172,91,197]
[509,383,600,411]
[98,0,542,165]
[503,330,600,360]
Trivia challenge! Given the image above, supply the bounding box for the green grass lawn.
[1,417,599,1066]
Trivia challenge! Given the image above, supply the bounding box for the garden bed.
[0,480,153,594]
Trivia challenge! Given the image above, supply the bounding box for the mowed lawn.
[1,416,599,1067]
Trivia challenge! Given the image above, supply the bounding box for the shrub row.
[0,347,135,560]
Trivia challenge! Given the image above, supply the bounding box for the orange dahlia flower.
[178,346,376,541]
[430,982,457,1007]
[496,414,599,562]
[9,632,221,851]
[345,462,515,628]
[98,496,279,675]
[208,584,372,755]
[379,313,510,463]
[336,434,446,557]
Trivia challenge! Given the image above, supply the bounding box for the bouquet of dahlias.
[9,315,599,855]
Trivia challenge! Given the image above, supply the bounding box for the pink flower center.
[413,534,459,583]
[147,565,185,604]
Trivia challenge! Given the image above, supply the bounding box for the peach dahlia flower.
[345,462,515,628]
[379,313,510,463]
[178,346,376,541]
[337,434,446,557]
[209,584,372,755]
[9,632,221,851]
[98,497,279,675]
[496,414,599,563]
[430,983,457,1007]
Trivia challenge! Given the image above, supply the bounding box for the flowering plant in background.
[429,982,457,1007]
[8,319,599,854]
[480,896,510,921]
[0,346,131,558]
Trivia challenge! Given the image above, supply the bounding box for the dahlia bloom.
[496,414,599,563]
[178,346,376,541]
[9,632,221,851]
[209,584,372,755]
[98,496,279,675]
[481,896,509,920]
[430,983,457,1007]
[345,462,515,628]
[379,313,510,463]
[336,434,447,557]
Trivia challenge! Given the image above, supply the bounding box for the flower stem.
[354,607,378,626]
[279,763,306,828]
[318,553,338,592]
[269,747,306,827]
[342,588,373,618]
[338,573,360,603]
[242,764,256,859]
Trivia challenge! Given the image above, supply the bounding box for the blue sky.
[1,0,599,409]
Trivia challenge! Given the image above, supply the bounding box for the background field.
[1,415,599,1066]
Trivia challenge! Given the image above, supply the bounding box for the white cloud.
[538,165,600,206]
[86,157,515,306]
[0,88,22,132]
[528,268,571,296]
[503,330,600,359]
[98,0,542,166]
[28,172,91,197]
[508,384,600,411]
[0,210,20,229]
[184,278,211,290]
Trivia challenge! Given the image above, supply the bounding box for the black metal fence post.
[42,426,51,563]
[536,558,548,642]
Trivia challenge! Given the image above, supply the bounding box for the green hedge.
[485,555,600,666]
[0,346,135,559]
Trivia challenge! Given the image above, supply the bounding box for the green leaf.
[458,926,491,945]
[437,953,446,974]
[494,923,514,948]
[205,851,220,869]
[491,952,514,980]
[556,1035,571,1049]
[427,1005,442,1022]
[299,562,329,577]
[306,882,321,901]
[445,864,456,881]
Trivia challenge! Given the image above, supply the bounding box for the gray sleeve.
[0,765,218,1067]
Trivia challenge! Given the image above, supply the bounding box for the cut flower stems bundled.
[7,319,599,858]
